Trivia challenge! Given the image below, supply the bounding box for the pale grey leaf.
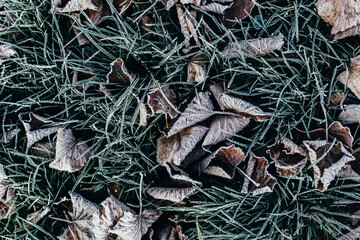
[0,128,20,144]
[146,186,196,202]
[0,45,16,58]
[56,0,97,12]
[339,104,360,124]
[147,82,178,119]
[200,2,232,15]
[177,6,200,53]
[338,56,360,100]
[26,207,51,224]
[187,53,206,83]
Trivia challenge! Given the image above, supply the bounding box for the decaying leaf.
[72,71,94,91]
[167,92,214,137]
[177,5,200,53]
[339,105,360,124]
[55,0,97,12]
[337,150,360,183]
[0,128,20,144]
[187,53,206,83]
[141,15,154,35]
[148,217,187,240]
[316,0,360,39]
[164,163,202,186]
[338,55,360,100]
[107,58,133,85]
[209,83,226,110]
[222,0,255,27]
[304,140,354,192]
[200,145,244,179]
[218,33,284,59]
[49,128,90,172]
[0,164,15,218]
[26,207,51,225]
[330,92,345,105]
[139,102,148,127]
[157,125,208,166]
[267,138,308,176]
[202,115,250,148]
[146,186,196,202]
[163,0,201,10]
[0,45,16,58]
[338,209,360,240]
[200,2,233,15]
[21,112,61,149]
[32,141,56,158]
[147,82,178,119]
[241,153,277,196]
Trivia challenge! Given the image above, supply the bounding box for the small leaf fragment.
[338,55,360,100]
[0,128,20,144]
[187,53,206,83]
[26,207,51,225]
[200,2,232,15]
[0,164,15,218]
[177,5,200,53]
[147,82,178,119]
[146,186,196,202]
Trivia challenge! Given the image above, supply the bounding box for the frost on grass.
[0,164,15,218]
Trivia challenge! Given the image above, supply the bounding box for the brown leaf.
[316,0,360,39]
[0,128,20,144]
[21,112,61,149]
[148,217,187,240]
[107,58,133,85]
[163,0,178,10]
[337,164,360,183]
[200,144,244,179]
[330,92,345,105]
[141,15,154,34]
[202,115,250,148]
[177,5,200,53]
[304,140,355,191]
[164,163,202,186]
[167,92,214,137]
[72,71,94,91]
[200,2,233,15]
[157,125,208,166]
[49,128,90,172]
[26,207,51,225]
[32,141,56,158]
[241,153,277,196]
[218,33,284,59]
[146,186,196,202]
[339,104,360,124]
[58,192,99,240]
[338,55,360,99]
[187,53,206,83]
[0,164,15,218]
[267,138,308,176]
[223,0,255,27]
[148,82,178,119]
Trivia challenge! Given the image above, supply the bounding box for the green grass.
[1,0,360,239]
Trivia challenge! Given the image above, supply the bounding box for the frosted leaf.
[147,82,178,119]
[149,217,187,240]
[26,207,51,224]
[0,45,16,58]
[338,56,360,100]
[56,0,97,12]
[0,164,15,218]
[223,0,255,27]
[146,186,196,202]
[187,53,206,83]
[200,2,232,15]
[339,105,360,124]
[177,6,200,53]
[0,128,20,144]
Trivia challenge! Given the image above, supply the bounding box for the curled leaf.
[0,164,15,218]
[241,153,277,196]
[218,33,284,59]
[177,6,200,53]
[0,128,20,144]
[223,0,255,27]
[49,128,90,172]
[187,53,206,83]
[267,138,308,176]
[146,186,196,202]
[200,2,232,15]
[157,125,208,166]
[200,144,244,179]
[330,92,345,105]
[339,104,360,124]
[72,71,94,91]
[148,217,187,240]
[107,58,133,85]
[338,55,360,100]
[147,82,178,119]
[164,163,202,186]
[167,92,214,137]
[32,141,56,158]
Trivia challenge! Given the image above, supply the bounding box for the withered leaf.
[200,2,233,15]
[223,0,255,27]
[157,125,208,166]
[21,112,61,149]
[177,6,200,53]
[163,0,178,10]
[218,33,284,59]
[187,53,206,83]
[209,83,226,110]
[304,140,355,192]
[58,192,99,240]
[339,104,360,124]
[267,138,308,176]
[330,92,345,105]
[164,163,202,186]
[0,164,15,218]
[337,164,360,183]
[139,102,148,127]
[338,55,360,100]
[26,207,51,225]
[56,0,97,12]
[49,128,90,172]
[241,153,277,196]
[147,82,178,119]
[0,45,16,58]
[32,141,55,158]
[148,217,187,240]
[109,209,162,240]
[180,0,201,5]
[167,92,214,137]
[0,128,20,144]
[107,58,133,85]
[202,115,250,148]
[72,71,94,91]
[316,0,360,39]
[146,186,196,202]
[200,144,244,179]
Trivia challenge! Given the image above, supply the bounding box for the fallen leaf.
[72,71,94,91]
[157,125,208,166]
[209,83,226,110]
[146,186,196,202]
[49,128,90,172]
[202,115,250,148]
[164,163,202,186]
[338,209,360,240]
[163,0,178,10]
[0,128,20,144]
[241,153,277,196]
[0,45,16,58]
[337,150,360,183]
[267,138,308,176]
[187,53,206,83]
[147,82,178,119]
[200,144,244,179]
[26,207,51,225]
[338,55,360,100]
[218,33,284,58]
[200,2,233,15]
[330,92,345,105]
[222,0,255,27]
[56,0,97,12]
[21,112,61,149]
[167,92,214,137]
[148,217,187,240]
[0,164,15,218]
[32,141,56,158]
[141,15,154,35]
[107,58,134,85]
[316,0,360,39]
[177,5,200,53]
[339,105,360,124]
[139,101,148,127]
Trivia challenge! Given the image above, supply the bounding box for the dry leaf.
[241,153,277,196]
[304,140,354,192]
[338,55,360,100]
[26,207,51,225]
[267,138,308,176]
[157,125,208,166]
[107,58,133,85]
[148,217,187,240]
[316,0,360,39]
[338,209,360,240]
[141,15,154,35]
[200,144,244,179]
[337,150,360,183]
[167,92,214,137]
[177,6,200,53]
[49,128,90,172]
[58,192,99,240]
[218,33,284,59]
[0,164,15,218]
[330,92,345,105]
[139,102,148,127]
[109,209,162,240]
[146,186,196,202]
[32,141,56,158]
[164,163,202,186]
[56,0,97,12]
[222,0,255,27]
[200,2,233,15]
[72,71,94,91]
[0,45,16,58]
[209,83,226,110]
[21,112,61,149]
[339,105,360,124]
[187,53,206,83]
[147,82,178,119]
[202,115,250,148]
[0,128,20,144]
